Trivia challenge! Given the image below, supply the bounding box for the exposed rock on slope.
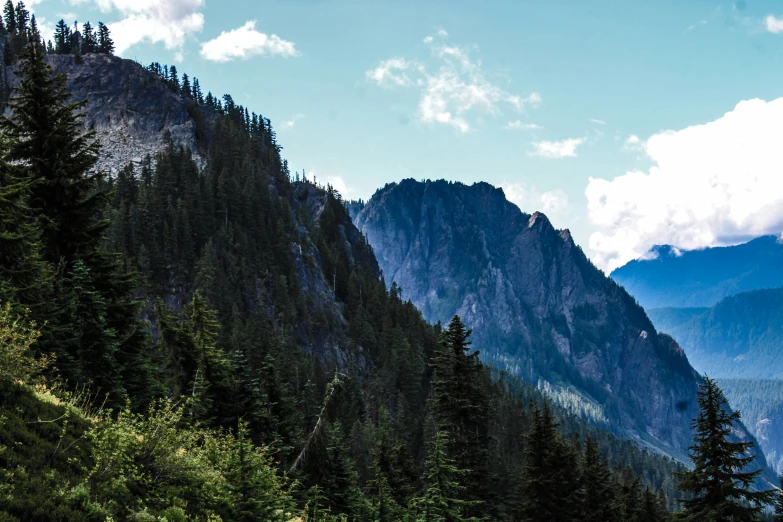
[5,53,210,175]
[353,179,764,463]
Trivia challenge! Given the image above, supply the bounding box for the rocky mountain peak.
[4,53,213,176]
[354,178,769,469]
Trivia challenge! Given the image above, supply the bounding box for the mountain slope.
[610,236,783,309]
[4,53,211,176]
[0,46,701,518]
[353,179,766,466]
[717,379,783,475]
[648,288,783,379]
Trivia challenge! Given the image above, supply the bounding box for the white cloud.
[505,120,542,130]
[590,118,607,125]
[529,137,586,158]
[366,57,420,88]
[502,182,570,227]
[200,20,298,62]
[765,15,783,33]
[587,97,783,272]
[281,113,304,130]
[367,30,539,133]
[326,176,354,198]
[72,0,205,57]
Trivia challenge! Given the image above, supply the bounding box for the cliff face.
[5,53,210,175]
[354,179,752,460]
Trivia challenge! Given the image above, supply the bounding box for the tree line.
[0,27,780,522]
[0,0,113,66]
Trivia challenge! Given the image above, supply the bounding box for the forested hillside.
[648,288,783,379]
[718,379,783,475]
[0,9,745,521]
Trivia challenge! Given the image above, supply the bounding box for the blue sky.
[26,0,783,270]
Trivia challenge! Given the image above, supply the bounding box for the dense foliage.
[1,31,763,522]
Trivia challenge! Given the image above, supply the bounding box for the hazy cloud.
[367,30,540,133]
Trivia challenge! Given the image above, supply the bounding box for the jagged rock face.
[5,53,209,175]
[355,179,711,457]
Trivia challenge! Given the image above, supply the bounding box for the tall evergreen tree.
[580,435,617,522]
[408,431,479,522]
[675,377,773,521]
[430,315,493,517]
[3,0,15,34]
[96,22,113,54]
[517,404,581,522]
[53,19,71,54]
[0,139,49,309]
[1,29,154,406]
[2,31,103,264]
[81,21,96,53]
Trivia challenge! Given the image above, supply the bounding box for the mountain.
[352,179,766,464]
[610,236,783,309]
[0,39,696,519]
[648,287,783,379]
[4,53,211,177]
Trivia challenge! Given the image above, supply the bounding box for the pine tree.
[580,435,617,522]
[517,404,581,522]
[81,21,96,53]
[675,377,774,521]
[13,1,27,34]
[429,315,492,517]
[96,22,114,54]
[408,431,479,522]
[3,0,15,34]
[0,139,49,309]
[2,30,155,406]
[54,19,72,54]
[2,31,104,264]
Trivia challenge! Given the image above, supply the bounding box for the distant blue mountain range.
[610,235,783,309]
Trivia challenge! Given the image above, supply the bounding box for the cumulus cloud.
[505,120,541,130]
[200,20,298,62]
[502,182,570,227]
[74,0,205,57]
[587,97,783,272]
[765,15,783,33]
[529,137,586,158]
[366,30,540,133]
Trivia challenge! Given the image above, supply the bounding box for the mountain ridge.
[611,235,783,309]
[354,178,770,472]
